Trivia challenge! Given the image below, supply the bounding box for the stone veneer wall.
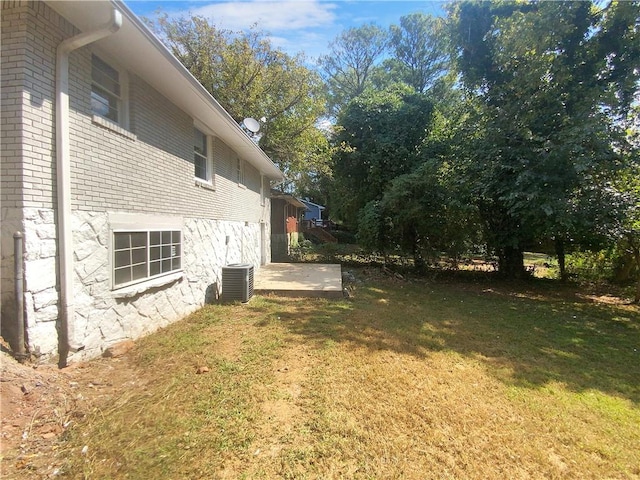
[1,1,76,350]
[18,208,266,361]
[1,1,276,362]
[16,208,60,357]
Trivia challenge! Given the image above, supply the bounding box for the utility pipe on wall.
[13,232,27,362]
[56,8,122,367]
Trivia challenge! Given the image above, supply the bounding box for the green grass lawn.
[59,272,639,479]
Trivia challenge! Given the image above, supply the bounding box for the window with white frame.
[113,230,182,288]
[237,157,244,185]
[194,128,211,181]
[91,54,123,124]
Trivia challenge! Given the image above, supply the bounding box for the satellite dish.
[242,117,260,133]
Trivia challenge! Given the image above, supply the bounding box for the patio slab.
[254,263,343,298]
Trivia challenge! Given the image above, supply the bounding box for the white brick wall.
[1,1,269,220]
[1,1,275,362]
[1,1,70,348]
[65,52,268,222]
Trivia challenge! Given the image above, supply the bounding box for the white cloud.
[148,0,339,58]
[267,31,333,59]
[133,0,444,60]
[189,1,338,32]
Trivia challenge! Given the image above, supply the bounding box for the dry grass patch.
[51,274,639,479]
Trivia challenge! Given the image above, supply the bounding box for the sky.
[125,0,445,60]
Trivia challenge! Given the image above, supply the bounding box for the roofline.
[270,192,308,209]
[47,0,285,181]
[301,199,326,210]
[114,1,284,180]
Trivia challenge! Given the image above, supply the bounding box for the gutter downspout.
[56,8,122,368]
[13,232,28,362]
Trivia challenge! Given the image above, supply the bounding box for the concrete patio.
[254,263,343,298]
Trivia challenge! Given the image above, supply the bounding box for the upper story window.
[237,157,244,185]
[194,128,208,180]
[194,128,214,184]
[91,54,122,124]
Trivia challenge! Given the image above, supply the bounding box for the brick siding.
[2,0,268,223]
[1,1,274,359]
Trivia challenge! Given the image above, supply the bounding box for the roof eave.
[47,0,284,181]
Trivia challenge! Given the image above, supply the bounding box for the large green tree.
[448,0,640,278]
[387,13,448,93]
[379,160,479,270]
[613,107,640,301]
[151,14,328,184]
[359,92,482,270]
[318,24,389,115]
[610,165,640,301]
[331,85,434,226]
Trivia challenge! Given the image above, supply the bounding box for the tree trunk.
[499,245,525,278]
[633,247,640,304]
[412,229,426,274]
[555,237,566,281]
[614,254,635,282]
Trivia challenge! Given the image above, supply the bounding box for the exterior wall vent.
[221,264,254,302]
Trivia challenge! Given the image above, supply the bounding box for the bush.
[289,239,314,262]
[316,243,341,262]
[332,230,358,244]
[566,250,615,282]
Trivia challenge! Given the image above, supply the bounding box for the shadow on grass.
[255,274,640,404]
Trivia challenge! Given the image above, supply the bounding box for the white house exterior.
[0,0,284,365]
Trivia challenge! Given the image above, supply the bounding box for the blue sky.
[125,0,445,60]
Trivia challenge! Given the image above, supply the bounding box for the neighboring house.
[301,199,326,226]
[270,192,307,262]
[0,0,284,365]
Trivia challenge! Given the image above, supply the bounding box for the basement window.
[112,230,182,289]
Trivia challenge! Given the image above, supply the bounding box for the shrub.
[289,239,314,262]
[332,230,358,244]
[565,250,615,282]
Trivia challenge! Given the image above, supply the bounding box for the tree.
[618,175,640,303]
[612,118,640,301]
[318,24,389,114]
[345,89,481,271]
[331,85,434,226]
[388,13,448,93]
[356,200,392,258]
[379,160,479,271]
[151,14,327,186]
[447,1,640,278]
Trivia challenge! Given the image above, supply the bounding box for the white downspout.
[56,9,122,367]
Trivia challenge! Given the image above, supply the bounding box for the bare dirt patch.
[214,325,247,361]
[252,343,314,460]
[0,348,141,479]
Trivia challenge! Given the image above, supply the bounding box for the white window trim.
[193,122,216,189]
[237,157,245,188]
[108,213,184,293]
[112,271,183,299]
[91,51,129,130]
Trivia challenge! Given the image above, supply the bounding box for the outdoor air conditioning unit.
[221,264,254,302]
